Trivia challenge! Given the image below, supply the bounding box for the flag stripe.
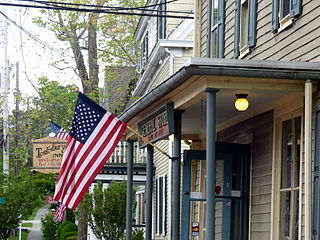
[67,122,126,209]
[56,114,115,202]
[63,118,123,208]
[55,141,83,200]
[53,92,127,211]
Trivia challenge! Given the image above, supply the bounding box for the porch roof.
[119,58,320,123]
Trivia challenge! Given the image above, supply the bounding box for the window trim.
[156,175,167,236]
[272,109,302,239]
[271,0,302,33]
[234,0,257,58]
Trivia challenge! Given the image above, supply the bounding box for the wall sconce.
[234,94,249,111]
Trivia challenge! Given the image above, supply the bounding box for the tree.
[82,181,136,240]
[33,0,143,101]
[0,170,50,239]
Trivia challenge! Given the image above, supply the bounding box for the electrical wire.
[0,1,194,19]
[17,0,191,14]
[0,11,73,58]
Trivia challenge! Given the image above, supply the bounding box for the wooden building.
[120,0,320,240]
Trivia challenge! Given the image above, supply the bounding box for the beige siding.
[199,0,208,57]
[247,0,320,62]
[173,48,194,72]
[167,0,194,35]
[198,0,320,61]
[218,111,274,240]
[224,0,235,58]
[148,58,170,91]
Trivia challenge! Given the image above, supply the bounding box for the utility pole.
[14,62,20,175]
[2,18,10,175]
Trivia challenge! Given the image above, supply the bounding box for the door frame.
[181,142,251,240]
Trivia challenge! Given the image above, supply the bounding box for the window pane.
[240,1,249,48]
[294,117,301,187]
[281,0,290,18]
[281,119,292,189]
[280,191,291,239]
[212,0,219,26]
[211,30,218,58]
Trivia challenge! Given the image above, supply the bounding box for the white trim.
[168,14,195,40]
[304,80,312,240]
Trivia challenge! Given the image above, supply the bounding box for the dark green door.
[181,142,250,240]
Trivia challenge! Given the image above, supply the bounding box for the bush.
[65,236,77,240]
[133,228,144,240]
[59,222,77,240]
[57,221,72,240]
[41,213,60,240]
[61,231,77,240]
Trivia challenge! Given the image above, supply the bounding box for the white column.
[304,80,312,240]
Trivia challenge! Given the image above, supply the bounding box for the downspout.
[305,80,312,240]
[165,48,174,75]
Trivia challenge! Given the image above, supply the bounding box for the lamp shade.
[235,94,249,111]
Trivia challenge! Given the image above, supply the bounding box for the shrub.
[57,221,72,240]
[133,228,144,240]
[61,231,77,240]
[41,213,60,240]
[59,222,77,240]
[65,236,77,240]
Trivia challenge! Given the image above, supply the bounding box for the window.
[234,0,257,58]
[156,175,167,236]
[140,32,148,68]
[279,116,301,239]
[135,191,146,225]
[157,0,166,39]
[272,0,302,32]
[209,0,224,58]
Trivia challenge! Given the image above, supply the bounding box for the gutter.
[119,58,320,123]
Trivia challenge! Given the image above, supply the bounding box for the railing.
[108,141,146,164]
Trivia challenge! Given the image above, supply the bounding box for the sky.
[0,5,82,108]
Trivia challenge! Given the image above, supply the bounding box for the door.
[181,142,250,240]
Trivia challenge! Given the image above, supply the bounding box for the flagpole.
[126,125,172,159]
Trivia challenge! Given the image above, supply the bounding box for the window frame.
[156,175,167,236]
[157,0,166,39]
[208,0,225,58]
[140,32,149,69]
[271,0,302,33]
[234,0,257,58]
[272,110,302,239]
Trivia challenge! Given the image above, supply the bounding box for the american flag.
[49,122,69,140]
[53,92,127,210]
[54,202,66,222]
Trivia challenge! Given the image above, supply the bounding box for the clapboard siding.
[173,49,194,72]
[248,0,320,61]
[218,111,273,240]
[148,58,170,91]
[198,0,320,61]
[200,0,208,57]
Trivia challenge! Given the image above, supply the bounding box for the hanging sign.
[138,103,174,148]
[32,137,66,173]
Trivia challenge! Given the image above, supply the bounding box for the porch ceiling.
[119,58,320,139]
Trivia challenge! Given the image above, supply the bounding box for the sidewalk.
[26,204,50,240]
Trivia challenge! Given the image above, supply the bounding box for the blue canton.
[70,93,105,144]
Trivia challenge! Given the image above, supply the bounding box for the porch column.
[126,140,134,240]
[172,110,183,240]
[305,80,312,240]
[145,145,154,240]
[205,88,219,240]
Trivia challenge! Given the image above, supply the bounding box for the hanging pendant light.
[234,94,249,111]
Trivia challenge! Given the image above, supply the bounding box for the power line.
[17,0,191,14]
[0,2,194,19]
[0,11,72,57]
